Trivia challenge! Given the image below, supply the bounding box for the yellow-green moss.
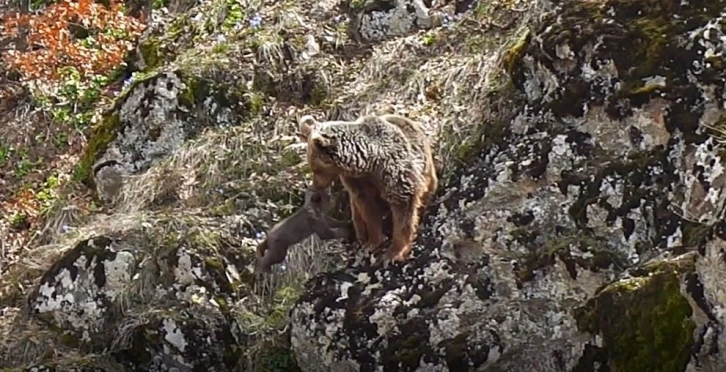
[179,75,201,107]
[349,0,366,9]
[575,267,695,372]
[500,28,531,77]
[310,83,329,107]
[138,37,161,71]
[73,112,122,187]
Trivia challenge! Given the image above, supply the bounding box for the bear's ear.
[310,132,332,149]
[298,115,318,141]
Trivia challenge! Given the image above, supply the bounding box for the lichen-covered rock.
[289,0,726,370]
[79,70,251,203]
[31,236,138,346]
[347,0,442,42]
[6,0,726,370]
[574,253,698,372]
[22,216,256,370]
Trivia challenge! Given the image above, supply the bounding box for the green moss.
[204,257,224,271]
[179,75,201,107]
[257,346,301,372]
[349,0,365,9]
[310,83,329,106]
[138,37,161,71]
[215,295,230,314]
[500,28,531,77]
[73,112,122,188]
[59,330,81,348]
[398,335,426,365]
[682,221,711,248]
[248,91,266,115]
[629,17,670,78]
[575,268,695,372]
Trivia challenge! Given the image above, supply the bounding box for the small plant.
[0,144,10,167]
[37,174,61,213]
[422,31,437,46]
[9,212,29,230]
[212,42,230,54]
[153,0,169,9]
[350,0,366,9]
[258,347,300,372]
[222,0,244,32]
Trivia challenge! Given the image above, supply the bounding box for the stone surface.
[289,0,726,371]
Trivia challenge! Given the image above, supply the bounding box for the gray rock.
[347,0,442,42]
[289,0,726,371]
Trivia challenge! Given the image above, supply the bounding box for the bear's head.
[298,115,342,190]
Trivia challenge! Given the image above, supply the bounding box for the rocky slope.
[1,0,726,371]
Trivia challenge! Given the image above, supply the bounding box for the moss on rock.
[575,261,696,372]
[509,0,726,121]
[74,113,122,188]
[500,27,531,77]
[138,36,162,71]
[257,346,301,372]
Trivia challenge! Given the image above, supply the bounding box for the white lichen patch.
[368,287,406,336]
[31,240,138,339]
[428,306,460,346]
[162,318,188,353]
[681,136,726,222]
[357,0,432,42]
[422,260,453,285]
[103,251,135,291]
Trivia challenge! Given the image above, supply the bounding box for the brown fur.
[298,113,438,263]
[255,187,353,273]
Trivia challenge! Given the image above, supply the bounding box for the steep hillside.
[1,0,725,370]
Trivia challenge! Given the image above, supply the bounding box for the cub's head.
[304,187,332,211]
[298,115,341,189]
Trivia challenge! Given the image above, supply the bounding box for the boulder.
[289,0,726,370]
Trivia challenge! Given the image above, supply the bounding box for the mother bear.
[297,113,438,263]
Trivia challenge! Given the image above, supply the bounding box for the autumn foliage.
[1,0,145,90]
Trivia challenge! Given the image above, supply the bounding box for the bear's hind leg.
[384,199,422,262]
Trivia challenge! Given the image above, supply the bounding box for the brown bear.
[298,113,438,263]
[255,187,353,273]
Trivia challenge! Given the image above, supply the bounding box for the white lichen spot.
[422,261,451,285]
[103,251,134,291]
[163,318,188,352]
[337,282,353,302]
[357,0,432,41]
[174,250,196,285]
[369,287,406,336]
[428,306,460,346]
[555,43,573,59]
[666,225,683,248]
[641,75,667,90]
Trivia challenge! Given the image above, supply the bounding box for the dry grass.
[114,120,309,214]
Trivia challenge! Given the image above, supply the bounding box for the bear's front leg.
[354,194,386,252]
